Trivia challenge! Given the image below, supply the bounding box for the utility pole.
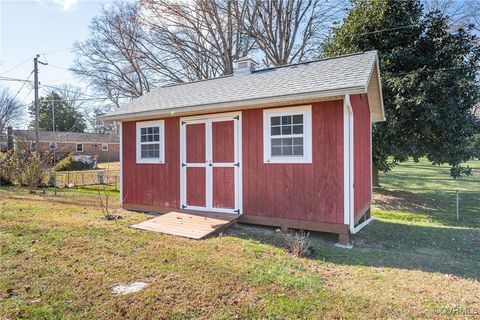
[33,55,40,151]
[51,95,55,133]
[33,54,47,151]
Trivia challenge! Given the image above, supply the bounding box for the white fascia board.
[99,86,367,122]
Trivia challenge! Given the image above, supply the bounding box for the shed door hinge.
[181,121,186,125]
[233,115,239,120]
[233,162,240,167]
[234,209,240,214]
[182,204,187,209]
[181,163,186,167]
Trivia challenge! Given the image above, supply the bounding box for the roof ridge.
[158,51,377,89]
[254,50,377,73]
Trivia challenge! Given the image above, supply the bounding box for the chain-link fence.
[52,169,120,190]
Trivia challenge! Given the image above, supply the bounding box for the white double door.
[180,113,241,214]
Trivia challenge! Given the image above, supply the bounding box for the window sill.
[264,158,312,164]
[136,159,165,164]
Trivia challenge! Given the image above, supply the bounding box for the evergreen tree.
[29,92,87,132]
[323,0,480,178]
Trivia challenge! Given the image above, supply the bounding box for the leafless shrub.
[97,183,122,221]
[280,229,314,258]
[96,161,124,221]
[0,151,13,185]
[7,147,50,193]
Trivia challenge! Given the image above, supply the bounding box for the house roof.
[101,51,385,122]
[13,130,119,143]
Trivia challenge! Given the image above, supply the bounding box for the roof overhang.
[366,56,385,122]
[100,53,385,123]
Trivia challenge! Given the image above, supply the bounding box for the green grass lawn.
[375,158,480,227]
[1,160,479,319]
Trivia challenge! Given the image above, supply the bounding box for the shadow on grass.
[373,188,480,227]
[227,219,480,281]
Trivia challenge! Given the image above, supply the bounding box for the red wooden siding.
[123,99,354,227]
[351,94,372,218]
[186,123,205,163]
[212,120,235,208]
[213,167,235,208]
[242,100,345,224]
[212,120,234,163]
[122,118,180,209]
[186,167,206,207]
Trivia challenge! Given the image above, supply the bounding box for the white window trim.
[102,143,108,151]
[263,105,312,164]
[76,143,84,152]
[136,119,165,164]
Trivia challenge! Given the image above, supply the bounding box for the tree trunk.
[372,162,380,187]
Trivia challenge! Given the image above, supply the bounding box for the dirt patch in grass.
[373,188,440,214]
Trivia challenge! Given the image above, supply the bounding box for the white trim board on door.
[179,111,242,214]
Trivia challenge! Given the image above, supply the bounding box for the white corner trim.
[344,95,374,235]
[343,95,354,228]
[263,105,312,164]
[119,122,123,204]
[135,119,165,164]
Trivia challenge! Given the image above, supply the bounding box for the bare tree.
[424,0,480,33]
[140,0,255,79]
[0,86,24,133]
[72,2,154,107]
[245,0,342,66]
[52,84,88,111]
[72,0,346,102]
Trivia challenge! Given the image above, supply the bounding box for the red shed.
[101,51,385,245]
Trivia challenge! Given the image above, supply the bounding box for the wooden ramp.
[131,211,239,239]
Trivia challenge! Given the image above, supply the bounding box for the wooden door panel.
[212,167,235,209]
[186,123,206,163]
[212,120,234,163]
[186,167,206,207]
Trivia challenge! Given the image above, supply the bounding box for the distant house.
[100,51,385,245]
[12,130,119,162]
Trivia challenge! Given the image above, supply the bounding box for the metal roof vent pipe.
[233,57,258,75]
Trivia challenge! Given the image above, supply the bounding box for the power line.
[0,76,34,82]
[389,65,479,77]
[45,63,70,71]
[20,86,34,107]
[41,78,76,83]
[38,47,73,55]
[11,70,34,102]
[0,56,34,76]
[351,24,420,38]
[40,84,100,99]
[16,97,124,108]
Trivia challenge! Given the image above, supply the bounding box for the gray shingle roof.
[102,51,384,122]
[13,130,119,143]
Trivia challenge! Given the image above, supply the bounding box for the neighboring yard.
[1,160,479,319]
[53,162,120,188]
